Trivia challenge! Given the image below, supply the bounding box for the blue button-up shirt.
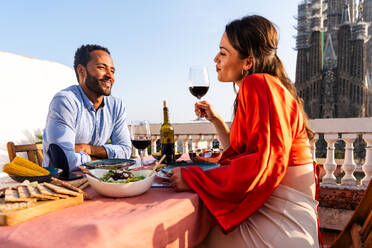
[42,84,132,171]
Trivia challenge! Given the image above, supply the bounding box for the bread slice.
[0,198,35,212]
[5,189,20,202]
[17,185,32,199]
[51,177,90,199]
[27,184,58,200]
[36,184,69,199]
[78,181,89,190]
[5,189,36,203]
[43,183,81,197]
[68,178,88,188]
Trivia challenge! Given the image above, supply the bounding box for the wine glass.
[188,66,210,120]
[130,121,151,167]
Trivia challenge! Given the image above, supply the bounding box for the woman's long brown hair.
[226,15,314,140]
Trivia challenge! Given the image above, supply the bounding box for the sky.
[1,0,299,124]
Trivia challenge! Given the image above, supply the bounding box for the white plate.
[155,170,170,180]
[151,181,171,187]
[128,160,157,170]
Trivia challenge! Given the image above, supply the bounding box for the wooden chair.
[331,179,372,248]
[7,142,44,166]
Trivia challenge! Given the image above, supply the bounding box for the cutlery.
[149,155,166,176]
[78,166,101,181]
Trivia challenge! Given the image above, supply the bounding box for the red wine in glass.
[130,121,151,166]
[188,66,210,120]
[131,139,151,150]
[189,86,209,99]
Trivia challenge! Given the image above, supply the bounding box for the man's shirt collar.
[77,84,106,111]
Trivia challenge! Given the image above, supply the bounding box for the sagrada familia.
[295,0,372,118]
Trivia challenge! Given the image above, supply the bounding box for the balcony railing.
[308,118,372,189]
[131,122,221,158]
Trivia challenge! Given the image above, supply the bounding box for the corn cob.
[3,163,45,176]
[12,156,50,175]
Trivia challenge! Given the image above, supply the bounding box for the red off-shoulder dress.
[181,73,314,233]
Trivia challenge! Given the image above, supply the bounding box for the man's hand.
[169,167,192,192]
[75,144,91,154]
[75,144,107,159]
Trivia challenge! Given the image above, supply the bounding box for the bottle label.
[161,143,175,164]
[160,130,174,143]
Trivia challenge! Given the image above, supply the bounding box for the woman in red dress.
[170,15,319,247]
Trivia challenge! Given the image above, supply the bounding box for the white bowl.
[86,169,155,198]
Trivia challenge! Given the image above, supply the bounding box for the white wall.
[0,51,77,167]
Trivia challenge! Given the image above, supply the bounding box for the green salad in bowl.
[86,168,155,198]
[100,170,145,184]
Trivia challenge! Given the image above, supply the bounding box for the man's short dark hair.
[73,44,110,78]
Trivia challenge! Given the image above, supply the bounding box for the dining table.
[0,155,215,248]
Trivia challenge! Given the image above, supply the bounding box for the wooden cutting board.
[0,194,84,226]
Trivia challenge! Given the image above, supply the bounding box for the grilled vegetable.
[2,163,45,176]
[12,156,50,175]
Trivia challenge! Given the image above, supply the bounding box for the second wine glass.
[130,121,151,167]
[188,66,210,120]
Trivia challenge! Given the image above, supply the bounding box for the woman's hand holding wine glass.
[194,101,219,122]
[188,66,210,121]
[130,121,151,167]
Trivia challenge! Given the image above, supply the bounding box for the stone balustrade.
[131,122,222,158]
[309,118,372,189]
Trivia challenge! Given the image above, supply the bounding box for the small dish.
[189,152,221,163]
[158,162,220,180]
[155,170,170,180]
[86,169,155,198]
[152,153,182,161]
[9,167,63,183]
[84,159,136,170]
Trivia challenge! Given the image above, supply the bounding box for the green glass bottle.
[160,100,175,164]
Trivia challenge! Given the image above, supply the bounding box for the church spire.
[324,33,337,68]
[342,0,351,23]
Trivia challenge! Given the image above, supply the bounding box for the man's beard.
[85,71,112,96]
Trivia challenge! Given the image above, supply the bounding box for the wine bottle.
[160,100,175,164]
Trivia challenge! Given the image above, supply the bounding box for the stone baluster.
[205,135,214,150]
[192,135,201,151]
[322,134,338,185]
[341,133,357,186]
[143,145,149,157]
[151,136,158,155]
[181,135,190,154]
[361,133,372,187]
[174,135,179,153]
[199,135,205,150]
[310,133,319,161]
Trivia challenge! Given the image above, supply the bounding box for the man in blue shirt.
[43,44,132,172]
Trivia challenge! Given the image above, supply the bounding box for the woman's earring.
[241,69,248,77]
